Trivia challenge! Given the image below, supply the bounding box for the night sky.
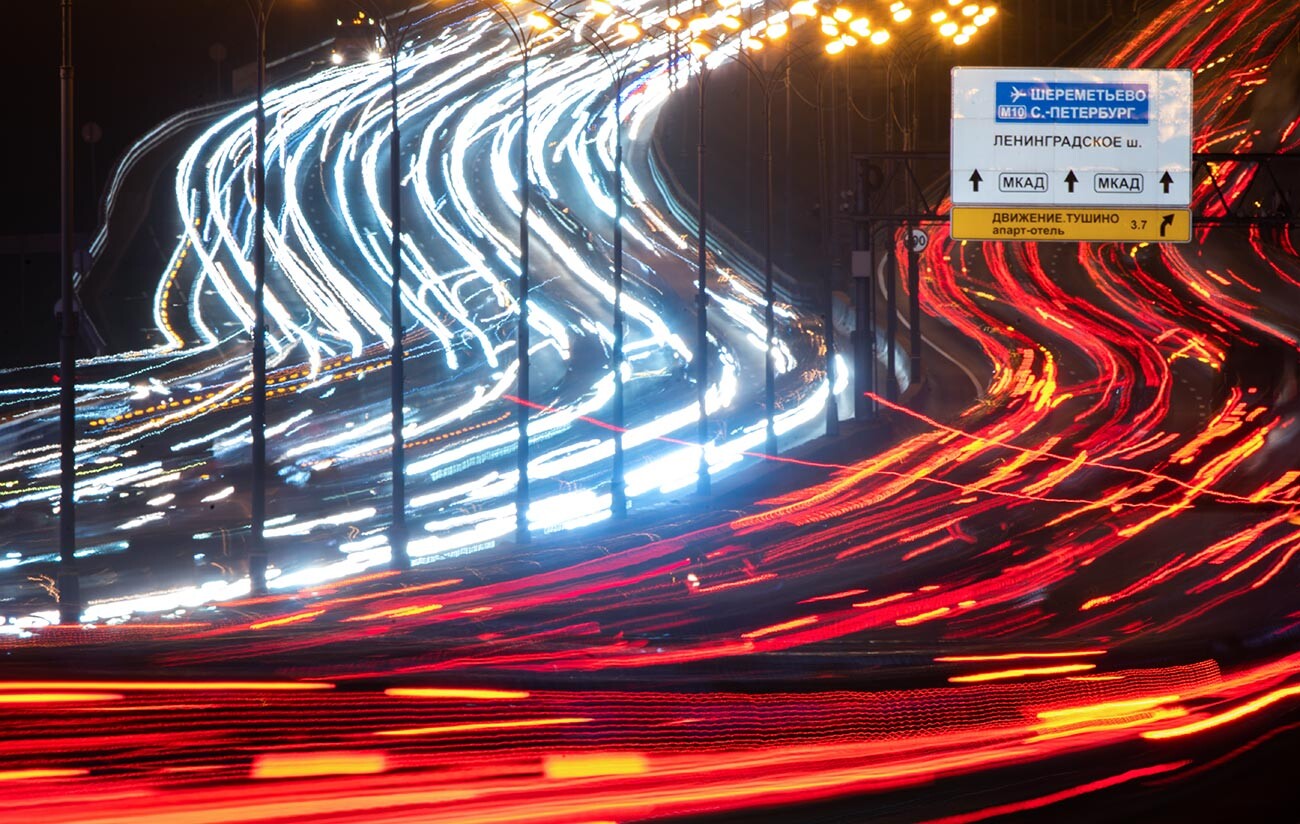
[4,1,348,237]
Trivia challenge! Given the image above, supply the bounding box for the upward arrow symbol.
[970,170,983,193]
[1065,170,1078,193]
[1160,171,1174,194]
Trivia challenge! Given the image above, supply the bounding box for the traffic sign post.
[950,67,1193,242]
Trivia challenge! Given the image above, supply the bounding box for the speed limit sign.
[904,228,929,253]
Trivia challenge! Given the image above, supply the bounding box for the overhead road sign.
[951,207,1192,243]
[951,68,1192,210]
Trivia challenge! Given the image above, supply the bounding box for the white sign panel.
[951,67,1192,208]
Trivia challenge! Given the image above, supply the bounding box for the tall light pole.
[57,0,80,624]
[562,3,651,520]
[356,2,427,571]
[479,0,561,545]
[681,11,730,497]
[243,0,276,595]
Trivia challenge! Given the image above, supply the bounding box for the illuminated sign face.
[950,67,1192,210]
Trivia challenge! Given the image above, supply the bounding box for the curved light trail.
[0,0,1299,821]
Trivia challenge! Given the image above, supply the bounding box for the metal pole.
[57,0,80,624]
[885,241,898,402]
[783,42,791,263]
[611,83,627,519]
[824,63,838,436]
[907,229,921,385]
[516,47,532,544]
[388,47,410,570]
[695,68,710,497]
[249,8,269,595]
[763,89,777,456]
[906,65,922,386]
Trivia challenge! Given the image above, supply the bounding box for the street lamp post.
[479,1,562,545]
[242,0,277,595]
[57,0,80,624]
[356,1,427,571]
[562,5,652,520]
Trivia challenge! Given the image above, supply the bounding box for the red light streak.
[921,761,1190,824]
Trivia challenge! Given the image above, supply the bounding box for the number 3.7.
[1130,218,1148,229]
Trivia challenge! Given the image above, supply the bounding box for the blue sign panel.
[994,81,1150,125]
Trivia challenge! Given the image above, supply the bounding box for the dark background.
[2,1,348,235]
[1,1,345,368]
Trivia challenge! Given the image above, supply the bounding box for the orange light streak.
[0,692,123,704]
[0,769,88,782]
[343,603,444,622]
[384,688,531,701]
[935,650,1107,663]
[949,664,1097,683]
[375,717,592,737]
[896,607,951,627]
[543,752,649,779]
[249,609,325,630]
[251,751,388,779]
[853,592,913,609]
[0,680,333,692]
[741,616,819,639]
[1142,685,1300,740]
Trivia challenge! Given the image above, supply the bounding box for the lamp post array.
[49,0,997,609]
[680,1,888,463]
[857,1,997,396]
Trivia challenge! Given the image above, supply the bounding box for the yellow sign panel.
[951,207,1192,243]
